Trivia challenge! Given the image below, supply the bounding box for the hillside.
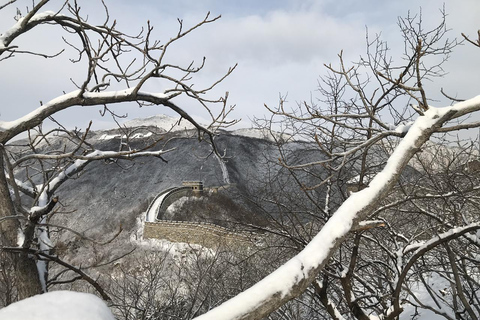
[48,127,290,235]
[9,114,428,239]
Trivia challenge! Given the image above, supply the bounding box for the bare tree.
[193,10,480,320]
[0,0,236,302]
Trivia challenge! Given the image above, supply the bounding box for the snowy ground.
[0,291,115,320]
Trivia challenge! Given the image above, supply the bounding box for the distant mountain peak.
[120,114,293,142]
[122,114,196,132]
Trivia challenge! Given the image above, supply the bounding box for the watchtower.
[182,181,204,196]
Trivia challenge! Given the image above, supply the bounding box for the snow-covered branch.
[401,222,480,256]
[389,222,480,318]
[0,89,193,142]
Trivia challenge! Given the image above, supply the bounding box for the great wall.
[144,182,262,248]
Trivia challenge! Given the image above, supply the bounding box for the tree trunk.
[0,145,43,300]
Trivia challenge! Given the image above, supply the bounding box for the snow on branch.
[8,177,37,198]
[29,196,58,220]
[352,220,386,232]
[14,147,176,165]
[0,7,58,51]
[0,5,237,146]
[401,222,480,256]
[388,222,480,318]
[0,89,214,143]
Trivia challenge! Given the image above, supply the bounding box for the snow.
[404,222,480,255]
[400,273,454,320]
[0,291,115,320]
[29,11,56,22]
[0,16,24,46]
[98,132,153,140]
[450,94,480,115]
[0,90,81,133]
[0,89,174,140]
[37,224,53,291]
[165,195,202,218]
[98,133,121,140]
[357,220,384,227]
[132,212,210,259]
[13,178,36,195]
[122,114,196,132]
[46,158,88,191]
[16,228,25,247]
[36,260,47,293]
[328,299,346,320]
[29,193,55,292]
[324,182,331,214]
[215,153,231,184]
[394,121,414,134]
[82,88,135,100]
[395,223,480,319]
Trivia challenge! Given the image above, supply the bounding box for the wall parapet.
[143,220,262,248]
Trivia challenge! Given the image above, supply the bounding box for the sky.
[1,0,480,134]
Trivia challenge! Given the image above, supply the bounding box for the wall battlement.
[143,220,262,248]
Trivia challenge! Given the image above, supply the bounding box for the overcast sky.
[1,0,479,133]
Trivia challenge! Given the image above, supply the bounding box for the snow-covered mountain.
[122,114,196,132]
[11,114,433,239]
[12,113,455,259]
[44,123,299,235]
[121,114,293,142]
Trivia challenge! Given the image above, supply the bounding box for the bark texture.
[0,145,43,299]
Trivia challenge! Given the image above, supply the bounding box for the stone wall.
[143,220,262,248]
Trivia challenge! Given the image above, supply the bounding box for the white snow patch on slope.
[98,132,153,140]
[0,291,115,320]
[401,273,454,320]
[215,154,231,184]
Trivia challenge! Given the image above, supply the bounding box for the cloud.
[188,9,368,68]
